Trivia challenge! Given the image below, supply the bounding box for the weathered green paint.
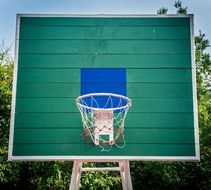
[15,112,194,129]
[13,144,195,156]
[14,128,194,144]
[20,17,190,26]
[19,54,191,68]
[20,25,190,40]
[17,69,80,82]
[17,69,192,83]
[15,98,193,113]
[16,83,192,98]
[19,39,190,54]
[10,15,198,159]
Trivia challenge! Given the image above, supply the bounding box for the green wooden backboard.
[8,14,199,161]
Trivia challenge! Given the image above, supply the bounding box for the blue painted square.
[81,68,127,109]
[81,68,126,95]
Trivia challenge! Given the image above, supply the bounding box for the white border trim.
[10,156,199,161]
[9,14,199,161]
[190,15,200,160]
[8,15,20,161]
[17,13,193,18]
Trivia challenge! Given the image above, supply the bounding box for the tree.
[0,45,21,188]
[195,31,211,95]
[157,7,168,14]
[194,32,211,189]
[174,0,187,14]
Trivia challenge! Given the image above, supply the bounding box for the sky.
[0,0,211,55]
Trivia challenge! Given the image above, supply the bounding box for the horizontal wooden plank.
[16,98,78,113]
[20,25,190,40]
[14,112,194,129]
[125,113,194,128]
[81,143,196,156]
[15,113,81,128]
[18,54,192,69]
[19,39,191,54]
[15,98,193,113]
[17,69,80,82]
[127,69,192,83]
[127,83,192,98]
[13,143,196,156]
[14,129,83,144]
[20,17,190,26]
[16,82,192,98]
[16,83,80,97]
[17,68,192,83]
[124,128,195,143]
[13,128,194,144]
[130,98,193,113]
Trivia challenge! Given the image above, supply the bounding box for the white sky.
[0,0,211,55]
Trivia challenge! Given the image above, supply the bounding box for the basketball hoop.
[76,93,132,151]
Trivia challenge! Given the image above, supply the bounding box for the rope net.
[76,93,132,152]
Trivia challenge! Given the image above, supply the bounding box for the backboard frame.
[8,14,199,161]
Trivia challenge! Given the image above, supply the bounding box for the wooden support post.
[69,160,83,190]
[69,160,133,190]
[123,160,133,190]
[119,160,133,190]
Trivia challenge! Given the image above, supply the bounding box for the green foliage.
[0,47,22,187]
[174,0,187,14]
[194,31,211,190]
[195,31,211,98]
[0,48,13,116]
[158,1,187,15]
[25,161,72,189]
[80,163,121,190]
[157,7,168,14]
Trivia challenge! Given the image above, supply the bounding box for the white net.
[76,93,132,152]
